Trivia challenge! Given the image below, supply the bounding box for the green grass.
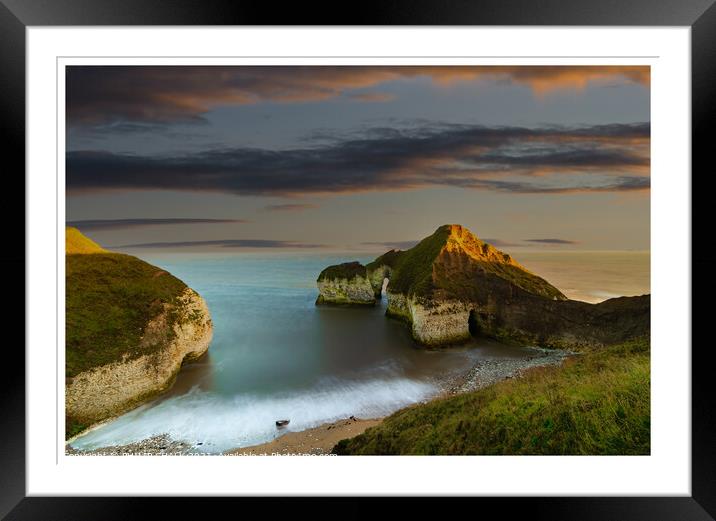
[472,261,565,300]
[364,225,564,300]
[436,260,566,301]
[66,252,188,378]
[317,261,367,281]
[380,226,451,296]
[366,249,404,271]
[333,337,650,455]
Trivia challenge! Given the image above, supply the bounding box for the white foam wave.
[70,377,437,453]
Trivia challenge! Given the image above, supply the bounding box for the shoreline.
[225,417,384,456]
[442,346,574,395]
[65,345,573,456]
[225,346,573,455]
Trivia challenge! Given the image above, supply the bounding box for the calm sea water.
[517,251,650,304]
[70,251,649,453]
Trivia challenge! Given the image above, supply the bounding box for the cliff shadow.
[468,309,484,339]
[162,351,216,398]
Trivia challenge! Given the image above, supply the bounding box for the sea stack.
[64,227,213,439]
[315,261,377,305]
[316,224,649,348]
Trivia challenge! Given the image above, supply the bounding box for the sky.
[65,66,650,253]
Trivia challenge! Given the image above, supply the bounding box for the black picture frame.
[2,1,713,518]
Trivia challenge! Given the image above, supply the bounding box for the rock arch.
[380,277,390,298]
[368,264,393,299]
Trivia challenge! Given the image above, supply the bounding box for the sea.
[68,250,650,454]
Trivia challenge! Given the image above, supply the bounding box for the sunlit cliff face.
[441,225,521,267]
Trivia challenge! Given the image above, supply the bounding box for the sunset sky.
[66,66,650,252]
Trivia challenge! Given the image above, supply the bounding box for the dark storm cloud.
[66,66,649,128]
[67,218,248,230]
[523,238,579,245]
[113,239,326,249]
[443,176,650,194]
[361,241,420,250]
[69,122,212,144]
[66,122,650,197]
[482,238,521,248]
[362,238,522,250]
[262,204,319,212]
[467,146,647,168]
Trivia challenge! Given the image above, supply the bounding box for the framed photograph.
[5,0,713,518]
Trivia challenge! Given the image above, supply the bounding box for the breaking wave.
[70,376,437,453]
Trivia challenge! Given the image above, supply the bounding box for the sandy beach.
[225,417,384,455]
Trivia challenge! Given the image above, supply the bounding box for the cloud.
[362,238,523,250]
[361,241,420,250]
[482,238,521,248]
[67,66,649,128]
[113,239,326,249]
[68,122,212,145]
[262,204,318,212]
[66,122,650,197]
[523,238,579,245]
[346,92,395,103]
[66,218,247,230]
[449,176,650,194]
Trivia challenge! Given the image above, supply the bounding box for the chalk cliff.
[315,262,377,305]
[65,227,213,439]
[316,224,649,348]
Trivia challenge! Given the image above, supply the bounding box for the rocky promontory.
[65,227,213,439]
[315,261,377,305]
[316,224,649,348]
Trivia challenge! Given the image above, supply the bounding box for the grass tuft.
[333,337,650,455]
[367,225,564,300]
[317,261,368,281]
[66,252,187,377]
[380,226,451,296]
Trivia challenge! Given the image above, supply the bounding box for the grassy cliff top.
[66,229,188,378]
[366,249,404,271]
[376,226,451,296]
[334,337,650,455]
[66,226,107,254]
[317,261,368,281]
[372,224,566,300]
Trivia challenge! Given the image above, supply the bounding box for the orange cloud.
[67,66,650,127]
